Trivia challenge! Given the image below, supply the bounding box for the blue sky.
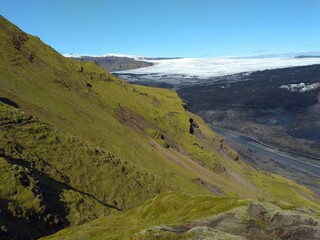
[1,0,320,57]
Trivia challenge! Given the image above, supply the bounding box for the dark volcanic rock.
[177,64,320,158]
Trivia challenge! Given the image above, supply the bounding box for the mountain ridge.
[67,55,153,72]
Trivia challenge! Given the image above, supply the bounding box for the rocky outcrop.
[189,118,199,135]
[135,202,320,240]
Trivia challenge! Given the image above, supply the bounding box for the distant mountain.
[143,57,183,60]
[295,55,320,58]
[63,54,185,72]
[67,55,152,72]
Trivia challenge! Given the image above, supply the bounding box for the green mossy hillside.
[0,157,58,239]
[0,15,320,239]
[0,102,169,239]
[43,192,320,240]
[43,192,247,239]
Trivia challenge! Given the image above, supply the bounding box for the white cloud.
[62,53,83,58]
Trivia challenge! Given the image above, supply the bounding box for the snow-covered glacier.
[113,57,320,88]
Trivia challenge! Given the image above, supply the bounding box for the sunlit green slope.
[44,192,320,240]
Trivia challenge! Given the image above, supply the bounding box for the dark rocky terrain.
[178,65,320,159]
[295,55,320,58]
[70,56,152,72]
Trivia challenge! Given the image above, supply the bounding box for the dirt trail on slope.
[151,139,262,198]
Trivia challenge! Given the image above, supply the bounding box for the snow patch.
[101,53,144,60]
[280,82,320,92]
[63,53,84,58]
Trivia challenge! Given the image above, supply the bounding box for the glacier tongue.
[114,57,320,79]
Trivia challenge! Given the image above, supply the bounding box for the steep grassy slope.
[0,102,171,239]
[0,16,209,197]
[0,15,320,239]
[44,192,320,240]
[0,156,60,239]
[0,15,250,201]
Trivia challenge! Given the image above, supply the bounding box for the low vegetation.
[44,192,320,240]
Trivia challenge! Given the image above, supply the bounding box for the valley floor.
[213,127,320,198]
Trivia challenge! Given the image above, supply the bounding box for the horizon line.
[62,50,320,60]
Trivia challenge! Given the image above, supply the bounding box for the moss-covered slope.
[43,192,320,240]
[0,15,319,239]
[0,102,171,239]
